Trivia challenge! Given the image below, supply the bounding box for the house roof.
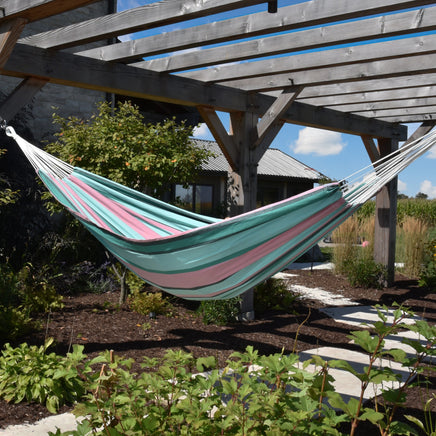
[193,139,322,181]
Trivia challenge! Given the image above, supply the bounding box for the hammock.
[4,125,436,300]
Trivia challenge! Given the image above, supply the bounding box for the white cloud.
[193,123,210,138]
[292,127,346,156]
[398,179,407,193]
[427,146,436,159]
[419,180,436,199]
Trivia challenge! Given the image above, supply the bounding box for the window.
[175,184,213,215]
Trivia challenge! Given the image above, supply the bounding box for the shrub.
[419,230,436,291]
[50,305,436,436]
[0,305,35,342]
[254,278,297,314]
[198,297,241,325]
[129,290,174,317]
[344,256,387,289]
[0,338,87,413]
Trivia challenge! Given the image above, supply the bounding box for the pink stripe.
[69,176,171,239]
[49,175,111,231]
[124,198,346,290]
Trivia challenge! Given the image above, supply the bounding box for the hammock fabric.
[4,125,436,300]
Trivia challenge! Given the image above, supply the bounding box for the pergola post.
[374,138,398,286]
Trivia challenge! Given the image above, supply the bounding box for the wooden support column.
[0,18,27,69]
[0,77,48,122]
[374,138,398,286]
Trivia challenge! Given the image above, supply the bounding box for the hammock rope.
[3,124,436,300]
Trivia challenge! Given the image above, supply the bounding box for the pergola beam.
[0,0,99,23]
[0,18,27,69]
[2,43,406,140]
[134,7,436,73]
[19,0,267,50]
[0,77,48,122]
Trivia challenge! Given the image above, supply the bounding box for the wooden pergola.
[1,1,435,307]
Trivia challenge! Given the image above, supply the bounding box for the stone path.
[1,263,432,435]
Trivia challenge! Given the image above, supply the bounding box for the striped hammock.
[5,126,436,300]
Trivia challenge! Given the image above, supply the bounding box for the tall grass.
[396,217,429,278]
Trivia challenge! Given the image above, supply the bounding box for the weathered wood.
[361,136,381,163]
[0,18,27,69]
[297,74,436,100]
[330,97,436,113]
[254,86,302,150]
[0,0,98,23]
[0,77,47,122]
[353,105,436,119]
[197,106,239,171]
[301,85,436,107]
[77,0,434,64]
[20,0,266,50]
[374,138,398,286]
[219,53,436,92]
[379,114,436,123]
[403,121,436,146]
[2,43,407,140]
[133,7,436,73]
[180,34,436,83]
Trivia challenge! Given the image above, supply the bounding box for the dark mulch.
[1,268,435,434]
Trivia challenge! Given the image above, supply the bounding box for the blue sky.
[117,0,436,198]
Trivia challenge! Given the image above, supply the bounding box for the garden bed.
[1,268,435,433]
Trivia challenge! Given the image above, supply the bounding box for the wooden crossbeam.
[403,121,436,145]
[181,34,436,83]
[361,136,381,163]
[197,106,239,171]
[0,18,27,69]
[379,114,436,123]
[133,7,436,73]
[0,0,98,23]
[76,0,434,63]
[217,53,436,92]
[19,0,266,50]
[0,76,48,122]
[2,43,407,140]
[329,97,436,113]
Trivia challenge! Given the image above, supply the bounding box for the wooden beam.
[254,86,302,151]
[19,0,267,50]
[378,114,436,123]
[297,74,436,100]
[353,105,436,118]
[403,120,436,146]
[374,138,398,286]
[1,43,407,140]
[76,0,435,63]
[301,85,436,107]
[0,77,48,122]
[133,7,436,73]
[197,106,239,171]
[180,34,436,83]
[218,53,436,92]
[0,18,27,69]
[361,136,381,163]
[0,0,99,23]
[330,97,436,113]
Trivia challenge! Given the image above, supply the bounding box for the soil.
[1,267,436,434]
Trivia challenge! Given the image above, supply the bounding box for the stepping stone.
[320,306,421,328]
[298,346,412,402]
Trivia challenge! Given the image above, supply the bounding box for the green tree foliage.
[0,149,19,206]
[45,101,213,202]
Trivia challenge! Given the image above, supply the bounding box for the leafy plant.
[419,230,436,291]
[0,338,88,413]
[198,297,241,325]
[406,394,436,436]
[129,290,174,317]
[254,277,297,314]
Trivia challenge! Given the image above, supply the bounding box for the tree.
[44,100,214,302]
[415,192,428,200]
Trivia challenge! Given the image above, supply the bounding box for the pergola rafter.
[0,0,435,302]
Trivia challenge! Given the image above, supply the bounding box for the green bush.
[129,290,174,316]
[254,278,297,314]
[0,338,88,413]
[344,256,387,289]
[198,297,241,325]
[0,305,35,342]
[419,230,436,291]
[50,305,436,436]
